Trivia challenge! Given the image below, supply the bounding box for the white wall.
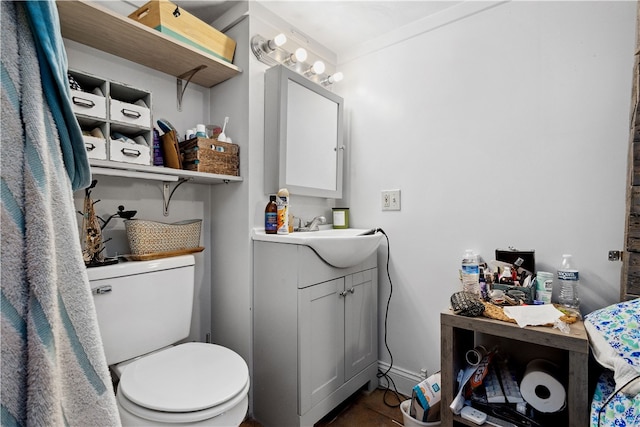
[336,1,636,389]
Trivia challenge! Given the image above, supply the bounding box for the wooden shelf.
[89,159,242,184]
[440,310,590,427]
[56,0,241,88]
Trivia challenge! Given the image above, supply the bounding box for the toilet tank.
[87,255,195,365]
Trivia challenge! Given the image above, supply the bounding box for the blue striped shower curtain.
[1,1,120,425]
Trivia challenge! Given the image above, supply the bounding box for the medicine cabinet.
[264,65,344,198]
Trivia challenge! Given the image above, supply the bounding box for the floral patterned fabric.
[590,370,640,427]
[585,299,640,372]
[586,299,640,426]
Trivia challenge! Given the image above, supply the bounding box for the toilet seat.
[117,381,249,424]
[117,342,249,423]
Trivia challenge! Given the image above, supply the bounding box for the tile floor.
[241,388,408,427]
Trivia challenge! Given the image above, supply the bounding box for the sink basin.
[253,228,382,268]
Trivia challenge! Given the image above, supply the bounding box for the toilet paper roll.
[520,359,566,413]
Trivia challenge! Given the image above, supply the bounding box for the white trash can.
[400,400,441,427]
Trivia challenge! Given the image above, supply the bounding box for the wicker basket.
[125,219,201,255]
[179,137,239,176]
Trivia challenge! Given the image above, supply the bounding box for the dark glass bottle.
[265,195,277,234]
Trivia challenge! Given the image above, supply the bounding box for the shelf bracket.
[162,178,191,216]
[177,65,207,111]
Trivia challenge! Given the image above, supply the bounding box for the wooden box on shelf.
[128,0,236,63]
[179,137,239,176]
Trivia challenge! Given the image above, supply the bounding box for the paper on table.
[502,305,564,328]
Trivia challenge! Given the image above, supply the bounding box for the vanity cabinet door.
[298,278,345,415]
[344,269,378,381]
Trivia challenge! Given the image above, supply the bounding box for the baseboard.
[376,361,423,398]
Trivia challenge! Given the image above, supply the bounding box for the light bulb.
[273,33,287,47]
[312,61,325,75]
[330,72,343,83]
[304,61,326,77]
[294,48,307,63]
[284,47,308,66]
[265,33,287,52]
[321,72,345,86]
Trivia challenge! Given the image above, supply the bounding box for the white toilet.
[87,255,249,426]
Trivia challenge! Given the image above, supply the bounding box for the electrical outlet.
[381,190,401,211]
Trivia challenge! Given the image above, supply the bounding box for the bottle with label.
[152,128,164,166]
[265,195,277,234]
[557,254,580,309]
[276,188,289,235]
[196,124,206,138]
[535,271,554,304]
[461,249,480,296]
[479,268,487,300]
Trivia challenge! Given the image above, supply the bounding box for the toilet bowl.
[88,255,249,426]
[115,343,249,426]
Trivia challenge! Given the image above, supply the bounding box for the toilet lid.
[119,342,249,412]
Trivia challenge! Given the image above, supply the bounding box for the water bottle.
[461,250,480,296]
[557,254,580,309]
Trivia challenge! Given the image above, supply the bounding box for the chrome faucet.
[300,215,326,232]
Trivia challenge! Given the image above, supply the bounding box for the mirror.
[264,65,344,198]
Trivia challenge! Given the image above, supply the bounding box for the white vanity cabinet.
[253,241,378,427]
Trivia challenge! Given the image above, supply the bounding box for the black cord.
[374,228,409,407]
[597,373,640,426]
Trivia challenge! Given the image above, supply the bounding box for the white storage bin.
[83,135,107,160]
[401,400,440,427]
[109,139,151,165]
[110,99,150,128]
[69,70,153,167]
[71,89,107,119]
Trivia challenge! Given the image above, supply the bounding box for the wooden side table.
[440,310,590,427]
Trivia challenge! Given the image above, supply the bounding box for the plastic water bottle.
[461,250,480,296]
[557,254,580,309]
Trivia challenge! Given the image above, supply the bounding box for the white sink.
[253,228,382,268]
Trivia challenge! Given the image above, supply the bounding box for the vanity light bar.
[250,33,344,86]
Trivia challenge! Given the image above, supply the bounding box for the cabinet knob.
[339,288,355,297]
